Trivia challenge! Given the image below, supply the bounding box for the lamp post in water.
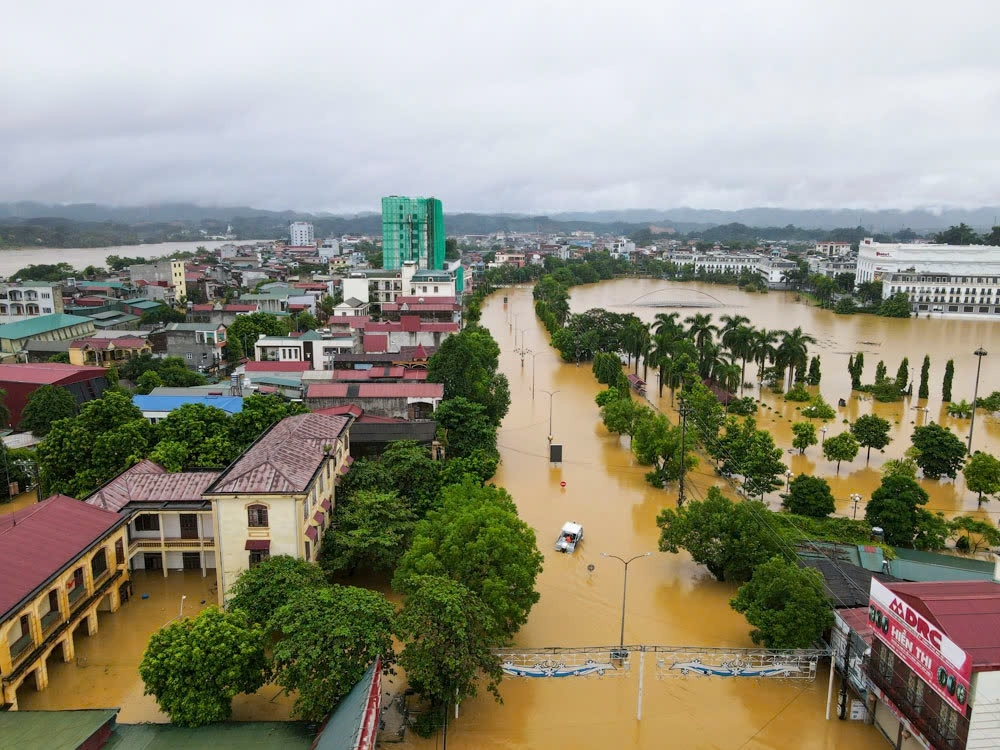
[601,552,653,647]
[968,347,988,454]
[539,389,560,443]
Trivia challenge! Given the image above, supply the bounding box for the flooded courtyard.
[7,278,998,748]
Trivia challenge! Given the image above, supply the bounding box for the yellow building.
[203,413,352,604]
[0,496,129,710]
[68,336,152,368]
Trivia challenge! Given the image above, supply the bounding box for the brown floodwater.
[13,279,999,747]
[397,280,998,750]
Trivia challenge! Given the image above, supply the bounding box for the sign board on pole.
[849,699,867,721]
[549,444,563,464]
[868,579,971,713]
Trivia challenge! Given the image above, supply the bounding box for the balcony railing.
[866,667,968,750]
[130,537,215,551]
[67,584,86,607]
[9,632,33,660]
[40,609,62,633]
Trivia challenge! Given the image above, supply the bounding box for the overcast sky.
[2,1,998,213]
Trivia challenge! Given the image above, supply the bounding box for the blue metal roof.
[132,395,244,414]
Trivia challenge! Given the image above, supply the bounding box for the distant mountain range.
[1,201,997,235]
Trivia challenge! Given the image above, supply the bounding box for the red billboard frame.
[868,579,971,714]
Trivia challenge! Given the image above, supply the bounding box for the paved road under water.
[13,279,999,748]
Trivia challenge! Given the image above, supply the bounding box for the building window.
[876,643,894,681]
[935,703,959,742]
[904,672,924,711]
[135,514,160,531]
[249,550,270,567]
[91,548,108,579]
[247,504,269,527]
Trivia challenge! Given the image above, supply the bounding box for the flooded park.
[9,277,1000,748]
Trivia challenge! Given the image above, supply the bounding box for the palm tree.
[722,323,755,392]
[684,313,718,351]
[653,311,683,338]
[751,328,781,385]
[719,314,750,343]
[713,360,742,396]
[777,326,817,390]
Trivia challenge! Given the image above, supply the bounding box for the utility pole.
[968,347,988,453]
[677,402,692,507]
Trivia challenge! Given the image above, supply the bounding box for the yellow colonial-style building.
[68,336,152,368]
[203,412,352,604]
[0,496,129,710]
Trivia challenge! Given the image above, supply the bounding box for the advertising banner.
[869,579,971,713]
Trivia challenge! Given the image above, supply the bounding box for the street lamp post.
[821,426,828,445]
[539,389,560,443]
[850,493,863,520]
[601,552,653,647]
[785,470,793,492]
[968,347,988,454]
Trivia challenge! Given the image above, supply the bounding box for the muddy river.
[12,278,999,748]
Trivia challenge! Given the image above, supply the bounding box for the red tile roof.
[85,460,220,512]
[224,304,259,312]
[363,334,388,353]
[0,363,108,385]
[70,337,149,350]
[245,361,312,373]
[306,383,443,399]
[206,413,350,494]
[0,496,126,616]
[191,304,214,312]
[363,320,459,334]
[313,404,364,419]
[327,367,427,382]
[885,581,1000,671]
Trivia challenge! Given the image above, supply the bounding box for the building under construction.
[381,196,445,271]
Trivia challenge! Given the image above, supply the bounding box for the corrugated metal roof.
[0,709,119,749]
[363,334,388,353]
[0,313,95,340]
[86,460,220,512]
[0,362,107,385]
[885,581,1000,670]
[132,395,244,414]
[357,383,442,398]
[0,496,125,617]
[245,361,311,372]
[207,413,350,494]
[105,721,315,749]
[312,659,380,750]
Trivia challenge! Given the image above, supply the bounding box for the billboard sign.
[868,579,971,713]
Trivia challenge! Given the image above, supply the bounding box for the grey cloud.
[3,0,1000,213]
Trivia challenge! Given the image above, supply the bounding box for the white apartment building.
[289,222,315,247]
[693,253,760,275]
[0,282,63,323]
[814,241,852,257]
[856,238,1000,284]
[757,257,799,288]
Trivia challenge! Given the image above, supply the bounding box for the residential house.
[0,496,129,710]
[304,382,442,420]
[132,394,244,423]
[128,260,187,303]
[203,413,353,603]
[148,323,227,372]
[0,282,63,323]
[254,330,354,370]
[360,316,458,354]
[68,336,152,368]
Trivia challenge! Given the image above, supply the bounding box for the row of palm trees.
[619,312,816,401]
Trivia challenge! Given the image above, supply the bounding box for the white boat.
[555,521,583,553]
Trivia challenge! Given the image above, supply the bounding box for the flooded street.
[10,278,999,747]
[399,280,997,750]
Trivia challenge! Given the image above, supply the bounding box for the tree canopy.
[783,475,835,518]
[730,557,833,648]
[320,489,416,575]
[427,325,510,425]
[657,487,782,582]
[393,479,543,640]
[139,607,268,727]
[850,414,891,463]
[963,452,1000,504]
[270,585,395,721]
[910,422,967,479]
[865,474,930,547]
[227,555,329,627]
[18,384,77,435]
[822,432,859,474]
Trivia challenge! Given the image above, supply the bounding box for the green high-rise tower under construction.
[381,196,445,270]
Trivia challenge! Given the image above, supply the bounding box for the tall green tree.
[949,516,1000,553]
[434,397,498,459]
[942,359,955,402]
[227,555,329,627]
[730,557,832,649]
[320,490,416,575]
[963,452,1000,504]
[395,575,502,711]
[631,410,698,488]
[823,432,859,474]
[807,356,821,386]
[918,355,930,399]
[791,421,818,454]
[225,312,287,362]
[18,384,78,435]
[139,607,268,727]
[712,417,786,498]
[911,422,966,479]
[427,325,510,425]
[393,479,543,640]
[865,474,930,547]
[776,327,817,391]
[895,357,909,392]
[850,414,892,463]
[657,487,782,582]
[270,585,396,721]
[783,475,835,518]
